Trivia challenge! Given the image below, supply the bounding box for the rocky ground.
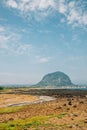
[0,88,87,130]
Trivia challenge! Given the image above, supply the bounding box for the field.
[0,88,87,130]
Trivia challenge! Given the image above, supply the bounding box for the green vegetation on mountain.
[36,71,73,87]
[0,86,3,90]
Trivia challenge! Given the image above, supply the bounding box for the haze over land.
[0,0,87,85]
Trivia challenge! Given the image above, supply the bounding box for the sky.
[0,0,87,85]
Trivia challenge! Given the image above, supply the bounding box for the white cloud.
[5,0,56,12]
[82,13,87,25]
[58,0,67,14]
[0,35,9,49]
[57,0,87,27]
[6,0,17,8]
[39,57,50,63]
[12,44,32,55]
[3,0,87,27]
[39,57,49,63]
[39,0,55,10]
[0,26,5,32]
[3,0,56,21]
[0,25,32,55]
[0,26,20,49]
[36,56,51,63]
[66,0,87,26]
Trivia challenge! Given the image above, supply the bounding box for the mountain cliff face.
[36,71,73,87]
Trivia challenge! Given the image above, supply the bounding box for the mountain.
[36,71,73,87]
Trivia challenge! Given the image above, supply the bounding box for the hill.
[36,71,73,87]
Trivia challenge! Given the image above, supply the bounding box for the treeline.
[0,86,4,90]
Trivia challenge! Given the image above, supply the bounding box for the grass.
[0,113,66,130]
[49,113,66,119]
[0,106,27,114]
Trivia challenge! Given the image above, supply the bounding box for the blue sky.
[0,0,87,85]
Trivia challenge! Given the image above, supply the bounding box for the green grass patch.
[0,106,27,114]
[49,113,66,119]
[56,113,66,119]
[0,113,67,130]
